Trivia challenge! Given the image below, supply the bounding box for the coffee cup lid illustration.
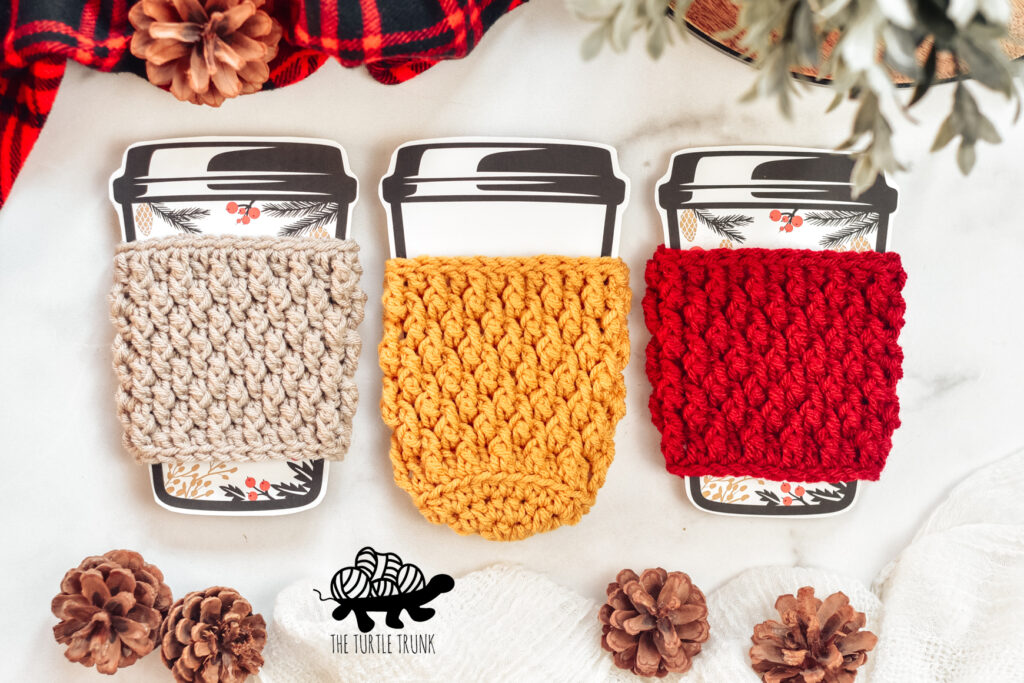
[656,147,898,251]
[657,148,897,214]
[109,136,358,516]
[112,138,359,241]
[379,138,629,259]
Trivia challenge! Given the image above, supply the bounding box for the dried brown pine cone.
[129,0,283,106]
[51,549,173,674]
[598,568,710,677]
[159,586,267,683]
[750,587,878,683]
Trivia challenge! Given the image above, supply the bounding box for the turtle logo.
[315,547,454,633]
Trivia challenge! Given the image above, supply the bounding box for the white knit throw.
[260,449,1024,682]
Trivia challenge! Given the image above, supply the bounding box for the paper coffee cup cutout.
[109,137,359,516]
[378,138,632,540]
[655,147,899,518]
[380,138,627,258]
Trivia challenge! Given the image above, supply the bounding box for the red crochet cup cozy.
[643,246,907,482]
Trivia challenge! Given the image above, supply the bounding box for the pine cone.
[51,549,173,674]
[129,0,283,107]
[750,587,878,683]
[159,586,267,683]
[598,568,710,677]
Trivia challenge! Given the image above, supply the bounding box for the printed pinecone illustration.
[750,587,877,683]
[51,549,173,674]
[839,236,873,253]
[159,586,267,683]
[679,209,698,241]
[129,0,283,107]
[135,203,154,235]
[598,568,710,677]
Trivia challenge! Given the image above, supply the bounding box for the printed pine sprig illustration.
[695,209,751,243]
[262,200,339,237]
[220,461,317,502]
[753,481,854,507]
[805,486,850,503]
[805,210,880,249]
[150,202,210,234]
[271,461,316,498]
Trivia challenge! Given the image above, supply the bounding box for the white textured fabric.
[869,449,1024,683]
[260,564,616,683]
[260,450,1024,682]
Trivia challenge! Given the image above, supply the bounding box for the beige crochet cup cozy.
[109,235,366,464]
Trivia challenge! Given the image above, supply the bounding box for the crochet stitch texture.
[643,246,906,482]
[380,255,631,541]
[110,235,366,464]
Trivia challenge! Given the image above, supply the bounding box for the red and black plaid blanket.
[0,0,525,209]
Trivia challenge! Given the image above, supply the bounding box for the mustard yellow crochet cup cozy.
[110,235,366,464]
[380,255,631,541]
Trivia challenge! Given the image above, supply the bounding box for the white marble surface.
[2,1,1023,680]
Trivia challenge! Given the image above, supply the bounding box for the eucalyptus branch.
[568,0,1020,190]
[573,0,688,59]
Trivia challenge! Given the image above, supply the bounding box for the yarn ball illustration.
[396,564,426,594]
[330,548,429,599]
[331,567,372,600]
[354,548,377,577]
[372,579,400,597]
[315,546,456,634]
[372,552,402,583]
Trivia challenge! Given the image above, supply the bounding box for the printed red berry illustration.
[795,486,806,496]
[771,208,802,233]
[780,482,791,493]
[247,492,258,501]
[259,480,270,492]
[245,476,255,487]
[230,201,261,224]
[783,496,793,506]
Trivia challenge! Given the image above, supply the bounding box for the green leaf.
[850,154,879,198]
[975,114,1002,144]
[931,114,959,151]
[955,37,1015,98]
[646,0,669,19]
[647,18,669,58]
[581,22,609,60]
[957,142,977,174]
[908,42,937,107]
[826,90,846,113]
[792,2,818,65]
[611,0,635,51]
[953,83,980,139]
[854,93,879,136]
